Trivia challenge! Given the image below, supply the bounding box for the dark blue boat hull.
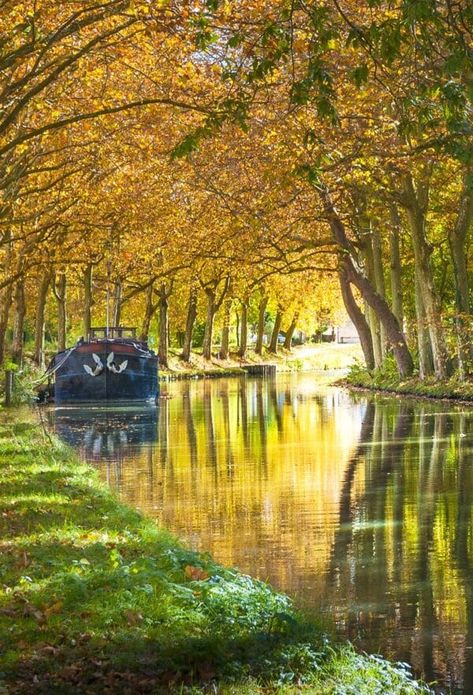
[53,341,158,403]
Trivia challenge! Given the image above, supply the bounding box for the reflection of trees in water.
[58,382,473,692]
[327,399,473,691]
[220,382,235,480]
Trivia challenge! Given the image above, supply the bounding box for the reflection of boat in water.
[47,327,158,403]
[52,405,158,460]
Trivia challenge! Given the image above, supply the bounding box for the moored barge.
[47,327,158,403]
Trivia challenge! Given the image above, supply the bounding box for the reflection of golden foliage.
[104,376,363,596]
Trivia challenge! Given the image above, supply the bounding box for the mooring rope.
[29,347,76,385]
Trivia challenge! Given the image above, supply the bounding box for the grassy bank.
[345,361,473,403]
[160,344,362,380]
[0,412,431,694]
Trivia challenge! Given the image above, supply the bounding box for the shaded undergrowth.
[0,413,432,694]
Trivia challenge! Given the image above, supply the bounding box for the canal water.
[48,373,473,694]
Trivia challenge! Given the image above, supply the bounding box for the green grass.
[0,413,432,694]
[160,344,362,380]
[345,359,473,402]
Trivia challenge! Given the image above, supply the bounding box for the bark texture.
[448,169,473,377]
[11,282,26,365]
[33,272,51,367]
[320,188,413,378]
[54,273,67,352]
[401,173,448,379]
[339,269,375,370]
[283,312,299,350]
[219,298,232,360]
[181,289,198,362]
[255,296,268,355]
[389,205,404,327]
[83,264,93,339]
[269,308,283,354]
[238,298,249,358]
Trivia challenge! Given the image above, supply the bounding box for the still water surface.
[49,374,473,694]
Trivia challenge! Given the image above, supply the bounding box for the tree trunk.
[83,264,93,339]
[219,297,232,360]
[238,298,249,358]
[202,278,230,361]
[269,309,283,354]
[414,268,434,378]
[181,289,198,362]
[158,284,169,369]
[283,312,299,350]
[448,168,473,378]
[372,225,387,356]
[255,296,268,355]
[389,205,404,327]
[202,289,216,361]
[11,282,26,365]
[140,284,155,342]
[112,279,122,327]
[320,188,413,378]
[366,302,383,368]
[33,272,51,367]
[339,269,375,370]
[0,230,13,364]
[361,224,382,366]
[55,273,67,351]
[0,281,13,364]
[235,310,240,348]
[402,173,448,379]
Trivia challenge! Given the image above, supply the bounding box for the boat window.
[89,327,137,339]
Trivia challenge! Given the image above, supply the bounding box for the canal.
[48,373,473,693]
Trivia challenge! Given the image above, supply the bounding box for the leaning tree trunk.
[255,296,268,355]
[202,289,216,361]
[55,272,67,352]
[269,308,283,354]
[158,284,169,369]
[181,289,198,362]
[448,168,473,379]
[238,298,249,359]
[33,272,51,367]
[402,174,448,379]
[283,312,299,351]
[219,297,232,360]
[320,188,413,378]
[83,264,93,339]
[11,282,26,365]
[338,269,375,370]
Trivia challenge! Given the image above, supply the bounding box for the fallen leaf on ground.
[184,565,209,581]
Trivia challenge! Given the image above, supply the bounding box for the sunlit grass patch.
[0,414,432,694]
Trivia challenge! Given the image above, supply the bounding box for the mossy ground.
[0,411,431,694]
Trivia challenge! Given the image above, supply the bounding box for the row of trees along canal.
[0,1,472,379]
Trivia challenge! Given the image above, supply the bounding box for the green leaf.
[350,64,369,87]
